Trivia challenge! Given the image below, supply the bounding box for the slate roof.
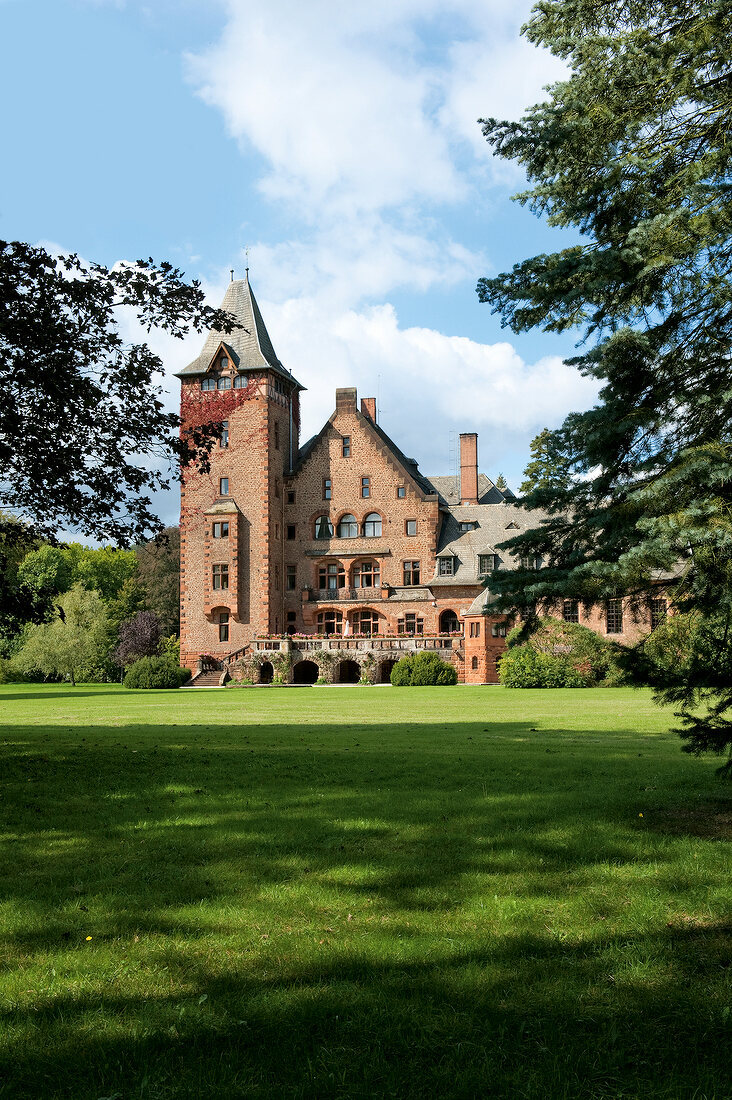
[424,473,515,506]
[428,500,549,587]
[175,274,301,386]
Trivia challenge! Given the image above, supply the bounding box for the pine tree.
[478,0,732,773]
[519,429,572,497]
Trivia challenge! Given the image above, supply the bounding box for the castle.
[178,275,657,685]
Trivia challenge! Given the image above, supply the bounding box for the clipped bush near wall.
[123,657,191,689]
[502,617,626,687]
[391,651,458,686]
[499,645,586,688]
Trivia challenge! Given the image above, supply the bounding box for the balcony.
[245,634,459,654]
[307,586,382,602]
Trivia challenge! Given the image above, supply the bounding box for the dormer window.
[438,557,455,576]
[459,521,477,533]
[478,554,496,575]
[219,353,229,370]
[201,377,216,391]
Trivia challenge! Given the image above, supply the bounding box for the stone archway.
[259,661,273,684]
[440,609,460,634]
[378,658,398,683]
[293,659,319,684]
[337,659,361,684]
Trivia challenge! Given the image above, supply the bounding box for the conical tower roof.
[175,273,301,386]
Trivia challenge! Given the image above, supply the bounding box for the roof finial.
[230,267,234,282]
[245,246,250,276]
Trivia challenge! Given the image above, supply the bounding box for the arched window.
[440,609,460,634]
[317,610,343,636]
[233,374,248,389]
[337,514,358,538]
[219,353,229,370]
[352,560,380,588]
[471,656,479,670]
[318,561,345,590]
[217,376,232,390]
[362,512,382,537]
[314,515,333,540]
[201,377,216,391]
[351,610,381,636]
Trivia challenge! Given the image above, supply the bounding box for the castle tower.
[176,274,303,669]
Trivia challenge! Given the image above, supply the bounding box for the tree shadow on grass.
[0,718,729,1099]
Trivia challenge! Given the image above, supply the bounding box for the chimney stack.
[459,433,479,504]
[361,397,376,422]
[335,387,357,410]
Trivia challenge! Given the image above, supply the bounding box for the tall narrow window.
[363,512,382,537]
[403,561,420,585]
[337,514,358,538]
[606,598,623,634]
[342,436,351,457]
[361,477,370,498]
[471,657,479,671]
[286,565,297,591]
[287,524,296,540]
[397,486,406,498]
[563,600,579,623]
[314,515,333,539]
[650,598,667,630]
[323,478,332,500]
[212,564,229,591]
[275,421,280,450]
[218,610,229,643]
[220,421,229,448]
[405,519,417,536]
[219,477,229,496]
[275,564,280,590]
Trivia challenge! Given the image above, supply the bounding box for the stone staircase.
[185,668,226,688]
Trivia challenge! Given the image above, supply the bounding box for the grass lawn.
[0,684,729,1100]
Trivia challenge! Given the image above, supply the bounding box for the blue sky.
[1,0,598,526]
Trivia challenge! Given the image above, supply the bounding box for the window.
[398,613,423,635]
[287,490,295,504]
[275,564,280,590]
[233,374,248,389]
[318,562,345,590]
[212,521,229,539]
[520,554,542,570]
[471,657,479,671]
[314,515,333,539]
[274,422,280,450]
[201,377,216,391]
[286,565,297,591]
[459,521,477,533]
[469,622,481,638]
[275,522,280,540]
[478,554,495,576]
[363,512,382,537]
[440,610,459,633]
[606,598,623,634]
[337,513,358,538]
[317,610,343,636]
[438,557,454,576]
[219,354,229,370]
[323,478,332,500]
[397,486,406,498]
[563,600,579,623]
[219,477,229,496]
[405,519,417,536]
[403,561,420,585]
[218,610,229,643]
[212,564,229,591]
[361,476,370,498]
[353,560,380,588]
[287,524,296,540]
[650,598,667,630]
[342,436,351,457]
[217,376,231,390]
[351,610,381,636]
[492,623,507,637]
[220,421,229,448]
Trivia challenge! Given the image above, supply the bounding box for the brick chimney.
[336,387,357,410]
[361,397,376,422]
[460,433,479,504]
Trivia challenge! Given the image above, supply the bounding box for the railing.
[308,586,382,602]
[294,634,457,652]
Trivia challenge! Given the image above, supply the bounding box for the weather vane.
[245,246,250,274]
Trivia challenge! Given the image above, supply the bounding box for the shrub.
[391,651,458,686]
[123,656,191,689]
[0,658,27,684]
[500,645,586,688]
